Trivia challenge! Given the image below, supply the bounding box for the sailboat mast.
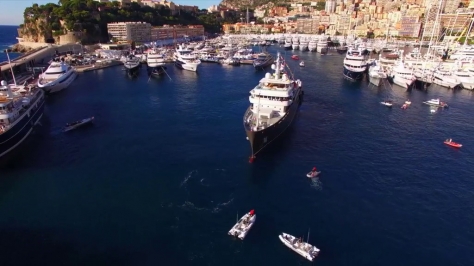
[463,17,474,46]
[307,228,310,243]
[4,50,17,85]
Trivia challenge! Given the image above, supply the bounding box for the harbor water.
[1,27,474,265]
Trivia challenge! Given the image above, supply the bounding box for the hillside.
[220,0,290,9]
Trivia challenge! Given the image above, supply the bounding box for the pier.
[1,44,82,82]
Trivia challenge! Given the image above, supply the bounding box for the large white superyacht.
[37,58,76,93]
[174,45,201,72]
[342,46,369,80]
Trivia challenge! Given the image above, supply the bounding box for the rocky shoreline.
[8,44,34,53]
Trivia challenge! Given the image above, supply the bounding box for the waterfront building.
[399,16,422,38]
[150,25,204,41]
[296,18,320,34]
[107,22,152,43]
[440,13,473,33]
[325,0,337,13]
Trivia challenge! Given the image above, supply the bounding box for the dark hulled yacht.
[243,53,303,162]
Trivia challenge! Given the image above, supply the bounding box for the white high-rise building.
[325,0,337,13]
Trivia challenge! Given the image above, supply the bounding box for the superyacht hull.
[0,90,45,159]
[343,67,365,80]
[369,75,381,86]
[244,88,302,159]
[39,71,77,94]
[175,60,199,72]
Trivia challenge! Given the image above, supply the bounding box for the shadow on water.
[248,111,301,185]
[0,228,141,266]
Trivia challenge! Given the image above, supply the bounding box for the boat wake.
[180,170,198,187]
[310,178,323,191]
[178,168,235,213]
[180,198,234,213]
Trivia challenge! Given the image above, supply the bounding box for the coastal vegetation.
[19,0,229,45]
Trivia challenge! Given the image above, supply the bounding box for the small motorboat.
[279,232,320,262]
[430,107,437,114]
[381,100,393,107]
[401,103,408,109]
[299,61,305,67]
[444,139,462,148]
[291,55,299,60]
[405,100,411,105]
[306,171,321,178]
[63,117,94,132]
[423,98,448,108]
[228,210,256,240]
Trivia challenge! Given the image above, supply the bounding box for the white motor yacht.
[368,62,387,87]
[291,36,299,50]
[147,50,166,68]
[389,61,416,89]
[174,45,201,72]
[37,58,76,93]
[343,46,369,80]
[452,70,474,90]
[308,38,317,52]
[317,36,328,54]
[432,69,461,88]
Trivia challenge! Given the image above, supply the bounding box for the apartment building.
[399,16,422,37]
[107,22,152,42]
[150,25,204,40]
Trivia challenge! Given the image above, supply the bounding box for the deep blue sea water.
[1,27,474,265]
[0,25,21,62]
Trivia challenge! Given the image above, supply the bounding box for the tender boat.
[405,100,411,105]
[291,55,299,60]
[306,171,321,178]
[381,101,393,107]
[63,117,94,132]
[279,232,320,262]
[423,98,448,108]
[228,210,256,240]
[253,52,274,69]
[299,61,305,67]
[444,139,462,148]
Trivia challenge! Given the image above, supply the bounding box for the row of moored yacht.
[342,44,474,90]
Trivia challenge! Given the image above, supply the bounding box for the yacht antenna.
[275,52,281,77]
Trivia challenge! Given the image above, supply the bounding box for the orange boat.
[444,139,462,148]
[291,55,299,60]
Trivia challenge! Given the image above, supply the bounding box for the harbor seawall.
[1,44,83,81]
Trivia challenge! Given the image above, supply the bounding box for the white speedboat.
[279,232,320,262]
[423,98,448,108]
[63,117,94,132]
[299,61,305,67]
[381,101,393,107]
[306,171,321,178]
[228,210,256,240]
[37,58,76,93]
